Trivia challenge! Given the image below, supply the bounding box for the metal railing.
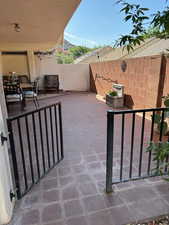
[7,102,63,199]
[106,107,168,193]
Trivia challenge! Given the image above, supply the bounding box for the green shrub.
[146,141,169,180]
[146,94,169,180]
[153,94,169,135]
[108,91,118,97]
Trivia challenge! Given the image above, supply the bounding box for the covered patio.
[8,92,169,225]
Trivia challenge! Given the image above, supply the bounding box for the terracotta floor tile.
[62,185,80,201]
[66,216,88,225]
[64,200,84,218]
[128,198,169,222]
[110,205,135,225]
[82,195,107,213]
[79,182,98,196]
[42,203,62,223]
[43,189,60,203]
[88,210,113,225]
[21,209,40,225]
[119,186,157,203]
[8,93,169,225]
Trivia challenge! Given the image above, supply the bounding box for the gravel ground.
[127,215,169,225]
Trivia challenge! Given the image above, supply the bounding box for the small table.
[20,83,33,89]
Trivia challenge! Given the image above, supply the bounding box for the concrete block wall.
[90,55,163,109]
[162,57,169,99]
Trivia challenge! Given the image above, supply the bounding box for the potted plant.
[106,90,124,108]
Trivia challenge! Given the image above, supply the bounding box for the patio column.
[0,52,14,225]
[0,52,8,127]
[27,50,36,81]
[0,52,7,118]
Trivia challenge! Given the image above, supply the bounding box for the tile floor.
[8,93,169,225]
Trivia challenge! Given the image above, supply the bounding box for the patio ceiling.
[0,0,81,51]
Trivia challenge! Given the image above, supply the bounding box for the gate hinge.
[0,132,8,146]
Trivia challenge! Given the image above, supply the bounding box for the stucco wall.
[2,54,29,75]
[35,56,90,91]
[1,53,90,92]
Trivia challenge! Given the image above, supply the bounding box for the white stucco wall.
[1,53,90,92]
[2,54,29,76]
[35,56,90,91]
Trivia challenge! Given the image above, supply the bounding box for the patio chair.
[44,75,59,93]
[4,81,24,111]
[23,77,40,108]
[3,75,10,82]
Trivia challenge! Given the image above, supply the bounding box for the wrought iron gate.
[106,107,168,193]
[7,102,63,199]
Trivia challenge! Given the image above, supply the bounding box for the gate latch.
[10,190,16,202]
[0,132,8,146]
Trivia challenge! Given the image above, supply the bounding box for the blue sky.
[65,0,167,48]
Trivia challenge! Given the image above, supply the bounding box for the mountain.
[63,40,75,50]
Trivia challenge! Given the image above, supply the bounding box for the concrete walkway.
[9,93,169,225]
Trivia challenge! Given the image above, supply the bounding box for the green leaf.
[154,114,161,123]
[125,15,132,21]
[139,16,149,20]
[146,142,154,152]
[164,111,169,119]
[164,178,169,182]
[140,8,149,11]
[157,121,168,135]
[164,99,169,107]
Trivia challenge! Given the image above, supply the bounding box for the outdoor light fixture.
[121,60,127,72]
[13,23,21,32]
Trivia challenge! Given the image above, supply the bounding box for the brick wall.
[162,57,169,98]
[90,55,163,109]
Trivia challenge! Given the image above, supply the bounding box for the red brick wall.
[90,55,162,109]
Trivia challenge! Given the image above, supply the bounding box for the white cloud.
[64,32,98,47]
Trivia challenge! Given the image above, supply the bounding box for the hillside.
[63,40,75,50]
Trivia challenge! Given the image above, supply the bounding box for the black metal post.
[54,105,60,161]
[17,118,28,190]
[58,103,64,159]
[138,111,145,177]
[44,108,51,168]
[32,113,40,179]
[38,110,46,173]
[120,114,125,180]
[50,107,55,165]
[147,111,155,175]
[25,116,35,184]
[106,111,114,193]
[129,113,135,179]
[7,120,21,199]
